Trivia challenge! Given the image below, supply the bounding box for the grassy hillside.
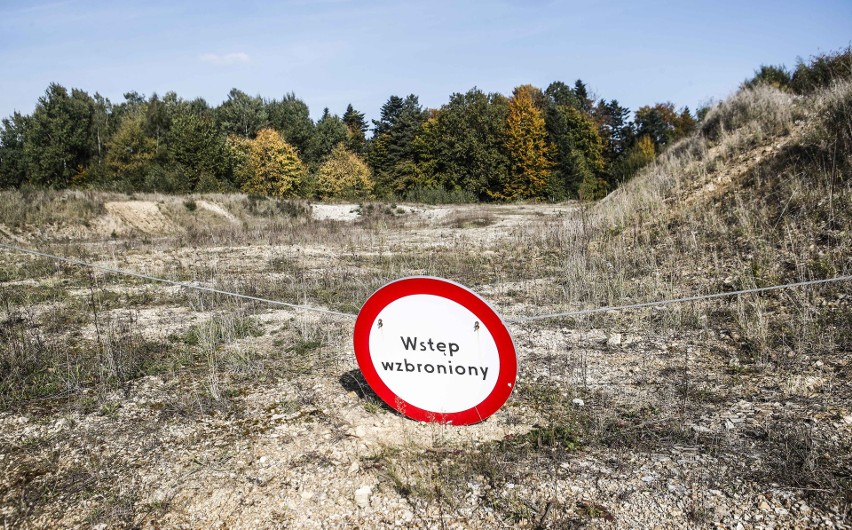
[0,80,849,527]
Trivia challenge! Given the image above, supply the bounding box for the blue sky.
[1,0,849,124]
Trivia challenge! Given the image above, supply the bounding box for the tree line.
[0,81,698,201]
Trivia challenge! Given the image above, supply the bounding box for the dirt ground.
[0,196,849,529]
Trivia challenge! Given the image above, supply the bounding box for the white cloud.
[200,52,250,66]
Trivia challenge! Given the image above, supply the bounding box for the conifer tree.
[23,84,97,188]
[306,108,348,165]
[367,94,426,194]
[343,104,368,154]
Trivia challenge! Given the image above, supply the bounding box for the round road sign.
[353,277,516,425]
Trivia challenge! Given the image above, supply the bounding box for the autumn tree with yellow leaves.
[228,128,306,198]
[105,112,156,189]
[500,85,554,200]
[316,143,373,199]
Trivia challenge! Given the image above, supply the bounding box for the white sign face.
[353,277,517,425]
[369,294,500,414]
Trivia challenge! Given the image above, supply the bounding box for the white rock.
[572,398,585,407]
[607,333,623,347]
[355,485,372,508]
[587,329,607,343]
[623,334,642,345]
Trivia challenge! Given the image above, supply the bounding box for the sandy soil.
[0,198,848,529]
[95,201,184,236]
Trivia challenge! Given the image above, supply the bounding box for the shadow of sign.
[339,369,398,415]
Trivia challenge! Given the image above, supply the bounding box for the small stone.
[572,398,585,407]
[641,475,656,483]
[355,485,372,508]
[758,501,770,511]
[607,333,622,347]
[842,415,852,425]
[354,425,367,438]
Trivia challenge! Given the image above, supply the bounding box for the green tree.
[545,91,607,199]
[90,93,114,169]
[167,107,225,191]
[634,102,680,150]
[367,94,427,195]
[267,93,314,156]
[316,143,373,199]
[742,65,792,90]
[572,79,593,113]
[790,47,852,94]
[417,88,510,199]
[0,113,29,188]
[674,107,697,140]
[306,108,348,166]
[343,104,368,154]
[545,81,581,109]
[500,85,554,200]
[225,134,252,188]
[141,93,172,157]
[23,84,97,188]
[608,134,656,186]
[594,99,633,163]
[216,88,268,138]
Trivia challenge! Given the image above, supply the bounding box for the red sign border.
[353,276,517,425]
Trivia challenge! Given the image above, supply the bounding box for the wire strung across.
[1,241,849,323]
